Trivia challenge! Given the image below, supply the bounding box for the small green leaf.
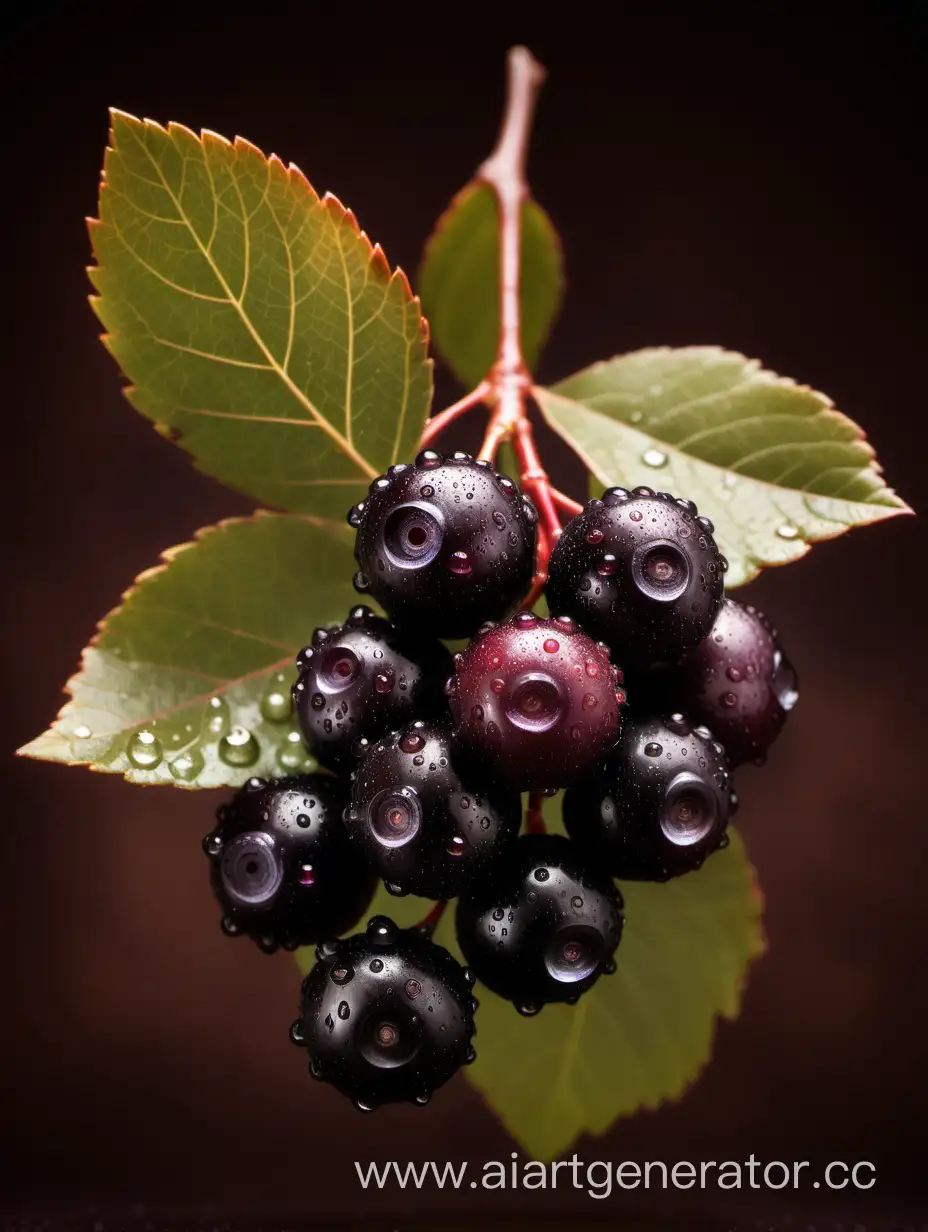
[451,820,763,1160]
[18,513,359,788]
[90,110,432,514]
[419,183,564,387]
[536,347,911,587]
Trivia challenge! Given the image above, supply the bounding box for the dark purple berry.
[545,488,725,664]
[345,721,520,899]
[204,776,375,952]
[293,915,476,1110]
[349,452,537,638]
[455,834,624,1014]
[449,613,625,791]
[674,598,798,766]
[292,605,451,773]
[563,714,733,881]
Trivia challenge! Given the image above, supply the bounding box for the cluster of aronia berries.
[202,450,798,1112]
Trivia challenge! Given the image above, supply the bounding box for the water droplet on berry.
[641,447,668,468]
[720,692,737,709]
[645,741,663,757]
[492,510,506,530]
[514,612,537,628]
[171,748,204,781]
[543,638,559,653]
[586,528,604,545]
[203,833,222,856]
[374,670,394,694]
[400,730,425,754]
[448,551,472,575]
[571,896,583,908]
[597,556,616,576]
[420,484,434,497]
[726,666,743,682]
[127,729,163,769]
[585,661,599,679]
[261,683,293,723]
[470,704,484,721]
[219,726,260,766]
[298,863,315,886]
[629,510,643,522]
[533,867,550,882]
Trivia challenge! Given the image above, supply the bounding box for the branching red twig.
[417,47,566,590]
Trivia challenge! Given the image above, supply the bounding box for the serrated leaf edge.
[89,108,433,502]
[16,510,339,785]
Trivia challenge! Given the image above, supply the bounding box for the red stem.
[549,486,584,517]
[413,900,447,936]
[526,792,547,835]
[417,48,562,589]
[419,380,492,450]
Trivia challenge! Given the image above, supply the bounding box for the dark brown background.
[2,6,926,1227]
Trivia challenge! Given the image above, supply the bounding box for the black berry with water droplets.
[673,598,798,767]
[455,834,624,1015]
[349,452,537,638]
[345,721,520,899]
[292,915,477,1110]
[545,487,726,665]
[204,775,376,952]
[563,714,733,881]
[449,612,625,791]
[292,605,451,773]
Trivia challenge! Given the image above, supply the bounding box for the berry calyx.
[292,605,451,773]
[545,487,726,665]
[345,721,521,899]
[349,452,537,639]
[455,834,624,1015]
[293,914,477,1110]
[204,775,376,952]
[449,613,624,790]
[673,598,798,766]
[563,714,733,881]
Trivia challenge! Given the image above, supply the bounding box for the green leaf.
[90,110,432,514]
[536,347,911,587]
[18,513,359,789]
[448,812,763,1160]
[419,183,564,387]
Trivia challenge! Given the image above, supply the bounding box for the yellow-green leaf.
[18,513,359,788]
[536,347,910,587]
[419,183,563,387]
[90,110,432,514]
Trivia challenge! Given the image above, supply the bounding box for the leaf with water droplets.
[419,183,564,388]
[90,110,432,514]
[431,800,763,1160]
[18,513,359,788]
[536,347,911,586]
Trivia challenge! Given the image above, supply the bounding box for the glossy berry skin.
[673,598,798,767]
[564,714,733,881]
[349,451,537,639]
[546,487,726,665]
[204,775,376,953]
[449,613,625,791]
[292,915,477,1111]
[455,834,624,1015]
[292,605,451,773]
[345,721,521,899]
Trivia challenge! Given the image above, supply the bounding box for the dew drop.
[582,693,597,710]
[570,724,585,742]
[278,730,311,771]
[299,863,315,886]
[490,677,505,694]
[533,868,550,882]
[726,666,743,682]
[641,447,668,469]
[629,409,643,423]
[311,692,325,711]
[720,692,738,709]
[73,725,92,740]
[586,528,604,545]
[585,661,599,679]
[629,510,643,522]
[776,523,800,540]
[401,731,425,754]
[219,726,260,767]
[374,671,394,694]
[412,754,425,766]
[571,896,583,909]
[471,705,484,721]
[261,684,293,723]
[645,741,663,757]
[127,729,163,770]
[296,813,311,829]
[420,485,434,498]
[492,908,504,921]
[492,510,506,530]
[449,551,472,575]
[543,638,559,654]
[170,748,204,781]
[205,695,230,735]
[337,1001,350,1020]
